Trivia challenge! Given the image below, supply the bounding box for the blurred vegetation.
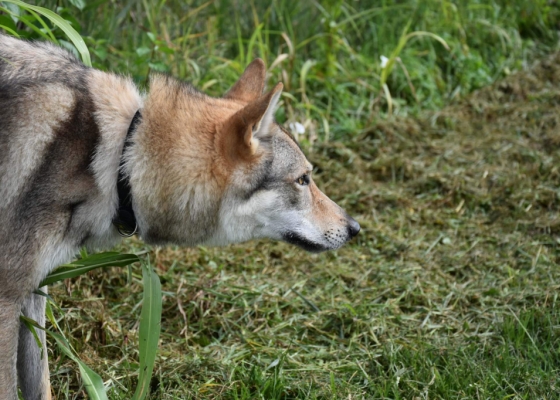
[3,1,560,399]
[3,0,559,142]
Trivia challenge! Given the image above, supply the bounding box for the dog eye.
[297,174,310,186]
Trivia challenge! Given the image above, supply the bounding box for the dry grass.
[47,52,560,399]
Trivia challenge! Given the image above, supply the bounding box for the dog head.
[130,59,359,252]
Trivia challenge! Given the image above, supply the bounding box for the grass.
[49,50,560,399]
[6,0,560,141]
[3,0,560,398]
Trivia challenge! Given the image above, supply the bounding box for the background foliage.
[4,0,559,141]
[2,0,560,399]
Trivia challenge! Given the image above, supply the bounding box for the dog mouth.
[282,231,328,253]
[281,218,360,252]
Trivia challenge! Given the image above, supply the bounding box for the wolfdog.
[0,33,360,399]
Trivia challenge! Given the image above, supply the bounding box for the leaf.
[136,46,151,57]
[0,21,19,37]
[67,0,86,11]
[0,5,51,41]
[1,1,20,23]
[1,0,91,66]
[92,46,107,61]
[266,358,280,370]
[59,39,80,59]
[299,59,317,104]
[19,316,44,359]
[48,330,109,400]
[148,61,168,72]
[380,21,411,87]
[158,45,175,55]
[45,300,62,333]
[379,24,449,88]
[132,261,162,400]
[245,22,264,62]
[26,8,57,42]
[40,252,140,286]
[0,14,17,31]
[20,316,109,400]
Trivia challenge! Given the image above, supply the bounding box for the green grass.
[6,0,560,141]
[4,0,560,398]
[48,53,560,399]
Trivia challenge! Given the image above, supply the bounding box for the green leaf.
[21,315,108,399]
[59,39,80,59]
[26,8,58,42]
[1,0,91,66]
[246,22,264,61]
[132,261,162,400]
[67,0,86,11]
[45,300,62,333]
[1,1,20,22]
[0,21,19,37]
[380,21,411,86]
[0,14,17,31]
[148,61,168,72]
[40,252,139,286]
[19,316,44,359]
[299,59,317,105]
[48,330,109,400]
[92,46,107,61]
[136,46,151,57]
[0,5,51,41]
[158,45,175,55]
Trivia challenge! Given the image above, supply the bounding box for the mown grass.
[50,51,560,399]
[3,1,560,399]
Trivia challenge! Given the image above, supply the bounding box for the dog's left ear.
[224,59,266,103]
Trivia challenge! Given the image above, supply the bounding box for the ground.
[48,52,560,399]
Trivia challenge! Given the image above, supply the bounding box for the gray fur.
[0,34,131,400]
[18,289,49,400]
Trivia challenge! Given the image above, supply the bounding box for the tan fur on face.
[217,83,282,163]
[127,76,245,244]
[127,64,289,246]
[126,61,358,250]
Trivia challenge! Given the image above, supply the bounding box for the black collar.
[113,110,142,236]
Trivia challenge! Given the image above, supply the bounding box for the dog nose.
[347,216,360,238]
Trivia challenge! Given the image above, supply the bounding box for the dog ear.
[222,82,283,159]
[239,82,283,153]
[224,59,266,103]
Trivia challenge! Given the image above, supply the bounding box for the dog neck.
[112,110,142,236]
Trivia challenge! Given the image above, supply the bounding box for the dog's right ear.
[221,82,283,161]
[224,59,266,103]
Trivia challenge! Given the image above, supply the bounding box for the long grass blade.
[49,330,109,400]
[40,252,140,286]
[0,22,19,36]
[21,316,109,400]
[1,0,91,66]
[0,5,51,41]
[132,261,162,400]
[19,315,44,358]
